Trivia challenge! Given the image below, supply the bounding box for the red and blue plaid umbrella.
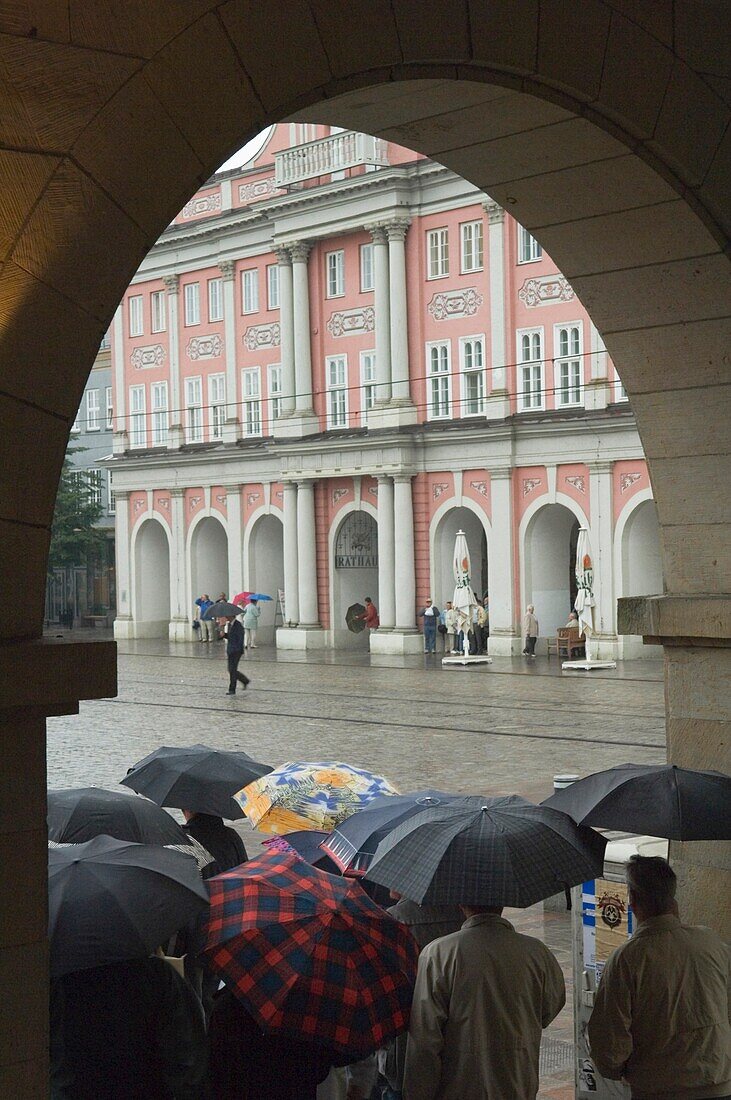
[202,851,419,1058]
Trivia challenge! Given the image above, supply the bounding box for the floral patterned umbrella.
[574,528,596,654]
[452,530,478,654]
[235,762,399,834]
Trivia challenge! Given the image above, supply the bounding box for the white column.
[589,461,618,658]
[585,321,609,410]
[291,242,316,422]
[164,274,184,449]
[219,260,240,442]
[485,202,510,420]
[112,491,132,637]
[226,485,243,597]
[386,219,413,408]
[377,476,395,629]
[112,305,128,454]
[393,475,416,631]
[369,225,391,407]
[168,488,189,640]
[275,247,295,418]
[296,480,319,627]
[487,468,521,655]
[282,482,299,625]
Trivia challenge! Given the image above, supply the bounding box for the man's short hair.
[626,855,677,917]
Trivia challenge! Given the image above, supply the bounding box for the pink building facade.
[107,125,661,659]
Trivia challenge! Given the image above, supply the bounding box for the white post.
[112,491,132,637]
[112,305,128,454]
[377,476,395,629]
[276,247,296,417]
[219,260,240,442]
[485,202,510,420]
[370,225,391,408]
[296,480,319,627]
[226,484,243,598]
[386,219,413,408]
[291,242,316,425]
[589,461,618,659]
[585,321,610,410]
[393,475,416,631]
[487,468,520,655]
[164,274,184,449]
[168,488,189,640]
[282,482,299,625]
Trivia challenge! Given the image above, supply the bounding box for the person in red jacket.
[359,596,380,632]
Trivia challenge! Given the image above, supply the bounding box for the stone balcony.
[274,131,389,187]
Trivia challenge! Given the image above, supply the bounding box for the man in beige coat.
[403,905,565,1099]
[588,856,731,1099]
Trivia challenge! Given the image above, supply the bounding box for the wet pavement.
[46,633,666,1097]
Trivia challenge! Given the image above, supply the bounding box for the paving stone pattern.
[47,638,666,1097]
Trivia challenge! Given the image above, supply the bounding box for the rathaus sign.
[334,512,379,569]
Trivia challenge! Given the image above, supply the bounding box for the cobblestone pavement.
[47,635,666,1097]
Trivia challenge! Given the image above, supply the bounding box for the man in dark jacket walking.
[223,614,249,694]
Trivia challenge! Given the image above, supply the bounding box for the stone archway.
[523,504,580,651]
[247,513,284,645]
[618,498,664,660]
[189,516,229,609]
[432,505,488,609]
[132,518,170,638]
[331,510,379,650]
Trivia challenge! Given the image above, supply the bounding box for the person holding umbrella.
[357,596,380,633]
[242,597,260,649]
[204,605,249,694]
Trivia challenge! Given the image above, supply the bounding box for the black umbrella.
[322,790,461,875]
[121,744,273,819]
[202,600,242,619]
[345,603,366,633]
[542,763,731,840]
[48,787,189,846]
[48,835,209,977]
[365,795,606,907]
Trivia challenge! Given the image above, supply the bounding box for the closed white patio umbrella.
[443,530,491,666]
[564,528,616,670]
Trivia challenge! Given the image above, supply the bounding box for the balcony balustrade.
[274,131,389,187]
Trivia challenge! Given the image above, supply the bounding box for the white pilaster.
[372,474,422,653]
[297,480,319,627]
[164,274,184,449]
[219,260,241,443]
[275,247,296,419]
[585,321,610,410]
[589,461,619,658]
[226,485,243,597]
[386,219,414,411]
[485,202,511,420]
[370,225,391,407]
[112,492,132,638]
[282,482,299,625]
[377,476,395,629]
[487,468,521,656]
[168,488,190,640]
[288,241,318,436]
[112,305,128,454]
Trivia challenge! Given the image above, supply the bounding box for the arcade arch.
[522,503,582,650]
[617,494,664,660]
[330,507,379,650]
[431,504,489,610]
[189,515,229,609]
[132,517,170,638]
[246,512,284,645]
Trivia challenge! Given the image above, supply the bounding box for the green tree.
[47,448,106,573]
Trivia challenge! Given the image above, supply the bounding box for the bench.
[80,614,108,628]
[547,628,585,659]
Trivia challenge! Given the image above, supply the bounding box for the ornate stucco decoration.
[181,193,221,219]
[565,475,586,494]
[186,335,223,361]
[326,307,375,337]
[244,323,281,350]
[432,482,449,500]
[332,487,348,505]
[518,274,575,307]
[238,177,283,203]
[522,478,542,497]
[427,288,483,321]
[620,472,642,493]
[131,345,165,369]
[470,480,488,497]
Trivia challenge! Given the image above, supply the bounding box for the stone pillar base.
[167,423,184,449]
[584,379,609,410]
[169,619,194,642]
[488,633,522,657]
[113,430,129,454]
[272,411,319,439]
[587,634,620,661]
[276,626,326,650]
[370,630,424,656]
[112,616,135,640]
[486,391,510,420]
[366,400,417,431]
[222,417,241,444]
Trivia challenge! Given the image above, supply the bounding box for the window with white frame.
[360,243,374,292]
[87,468,103,509]
[518,330,544,410]
[208,373,226,439]
[427,228,449,279]
[151,289,166,333]
[242,368,262,436]
[107,470,115,515]
[105,386,114,430]
[326,355,348,428]
[268,364,283,423]
[70,408,81,433]
[460,336,486,416]
[326,250,345,298]
[86,388,100,431]
[460,220,484,273]
[614,372,629,402]
[554,324,583,407]
[267,264,279,310]
[360,351,377,413]
[128,295,143,337]
[208,277,223,323]
[99,328,111,350]
[427,341,451,419]
[185,376,203,442]
[151,381,169,446]
[129,385,146,448]
[184,282,200,326]
[518,225,542,263]
[241,269,259,314]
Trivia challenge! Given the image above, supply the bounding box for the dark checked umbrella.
[49,836,209,977]
[48,787,190,846]
[202,600,242,619]
[542,763,731,840]
[322,790,461,875]
[365,795,606,907]
[202,851,419,1059]
[345,602,366,633]
[262,829,341,874]
[121,744,273,820]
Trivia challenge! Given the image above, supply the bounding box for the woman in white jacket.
[242,600,261,649]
